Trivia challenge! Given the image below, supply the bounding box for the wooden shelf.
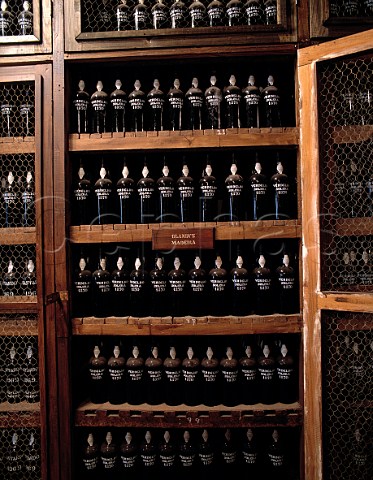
[0,136,36,154]
[0,319,38,336]
[72,314,302,335]
[0,296,38,313]
[333,217,373,236]
[0,403,40,428]
[69,219,302,244]
[0,227,36,245]
[69,127,299,152]
[75,401,302,428]
[332,125,373,144]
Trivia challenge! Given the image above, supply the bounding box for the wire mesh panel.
[322,311,372,480]
[317,52,373,291]
[0,245,37,297]
[1,153,35,228]
[0,313,38,334]
[0,82,35,137]
[81,0,281,33]
[0,0,34,37]
[0,428,41,479]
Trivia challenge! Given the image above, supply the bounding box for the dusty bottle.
[107,345,126,404]
[239,344,258,404]
[82,433,100,477]
[258,344,276,404]
[207,0,225,26]
[145,345,163,405]
[185,77,203,130]
[182,346,201,406]
[262,75,281,127]
[245,0,262,24]
[111,256,130,317]
[230,254,251,316]
[21,171,35,226]
[276,343,296,404]
[168,256,187,316]
[126,345,145,405]
[179,430,197,477]
[147,78,165,131]
[0,1,11,36]
[20,259,37,296]
[158,430,177,476]
[205,74,222,129]
[152,0,169,28]
[167,78,184,131]
[242,75,260,127]
[156,161,177,222]
[224,74,241,128]
[116,161,134,224]
[93,161,113,225]
[120,432,138,476]
[177,163,195,222]
[224,160,244,221]
[92,254,111,318]
[264,0,277,24]
[220,346,239,406]
[100,432,119,477]
[139,431,157,473]
[116,0,131,30]
[133,0,149,29]
[208,255,229,316]
[199,159,218,222]
[24,431,41,477]
[110,79,127,133]
[267,429,286,475]
[163,346,182,406]
[189,0,207,27]
[198,429,216,475]
[170,0,187,28]
[276,252,298,314]
[137,163,156,224]
[220,429,238,475]
[73,255,92,317]
[188,255,208,316]
[5,345,22,403]
[129,257,149,317]
[201,346,221,406]
[2,171,20,227]
[73,80,90,134]
[2,260,18,296]
[91,81,108,134]
[73,161,92,225]
[22,344,39,403]
[253,252,274,315]
[5,432,23,479]
[241,428,259,475]
[128,80,146,131]
[270,160,292,220]
[350,428,369,479]
[248,160,269,221]
[149,254,169,317]
[88,345,108,404]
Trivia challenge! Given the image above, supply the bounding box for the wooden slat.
[332,125,373,144]
[333,217,373,236]
[317,292,373,312]
[0,410,40,428]
[0,137,36,153]
[0,401,40,413]
[0,227,36,244]
[0,319,38,336]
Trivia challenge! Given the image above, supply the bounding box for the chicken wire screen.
[0,0,34,37]
[322,311,372,480]
[80,0,280,33]
[317,53,373,292]
[0,244,37,297]
[0,82,35,137]
[0,428,41,479]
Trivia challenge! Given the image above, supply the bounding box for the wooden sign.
[152,228,214,251]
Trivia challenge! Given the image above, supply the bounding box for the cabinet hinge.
[45,291,69,305]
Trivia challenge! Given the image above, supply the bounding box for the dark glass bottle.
[147,78,165,131]
[168,256,187,316]
[149,254,169,317]
[220,346,239,406]
[152,0,169,28]
[159,430,177,476]
[253,252,274,315]
[1,87,13,136]
[20,259,37,296]
[339,238,358,288]
[111,256,130,317]
[170,0,187,28]
[205,75,223,129]
[197,429,216,476]
[201,346,221,406]
[199,160,218,222]
[163,346,182,406]
[177,163,195,223]
[342,0,359,16]
[242,75,260,127]
[5,345,22,403]
[22,344,40,403]
[226,0,243,26]
[129,256,149,317]
[258,344,277,404]
[133,0,149,29]
[185,77,204,130]
[0,1,11,37]
[120,432,138,476]
[82,433,100,477]
[220,429,238,476]
[116,0,131,30]
[208,255,228,316]
[179,430,197,478]
[359,241,373,286]
[93,161,113,225]
[92,254,111,318]
[188,255,208,316]
[145,345,164,405]
[347,159,369,218]
[156,161,177,223]
[2,171,20,227]
[2,260,18,296]
[270,160,292,220]
[350,341,366,402]
[362,0,373,16]
[230,254,251,316]
[24,431,41,477]
[100,432,119,477]
[267,429,286,475]
[116,162,134,224]
[128,80,146,132]
[264,0,277,24]
[189,0,207,27]
[139,431,158,473]
[350,428,369,479]
[107,345,126,404]
[239,344,258,404]
[224,74,242,129]
[224,160,245,221]
[73,255,92,318]
[241,428,259,475]
[21,171,35,226]
[110,79,127,133]
[20,88,34,136]
[91,81,108,134]
[126,345,145,405]
[73,162,92,226]
[245,0,262,24]
[248,160,269,221]
[262,75,281,127]
[137,163,156,224]
[88,345,108,404]
[276,252,298,314]
[207,0,225,26]
[182,346,201,406]
[73,80,90,134]
[167,78,184,131]
[276,343,297,404]
[98,0,113,29]
[5,432,22,479]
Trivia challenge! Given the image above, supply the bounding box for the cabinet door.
[298,28,373,480]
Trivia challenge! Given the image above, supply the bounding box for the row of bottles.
[72,156,296,225]
[83,337,298,406]
[0,429,41,479]
[0,1,33,36]
[1,170,35,227]
[78,427,299,479]
[73,73,281,133]
[73,246,299,318]
[90,0,278,32]
[0,87,34,136]
[0,343,39,404]
[1,258,37,296]
[330,0,373,17]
